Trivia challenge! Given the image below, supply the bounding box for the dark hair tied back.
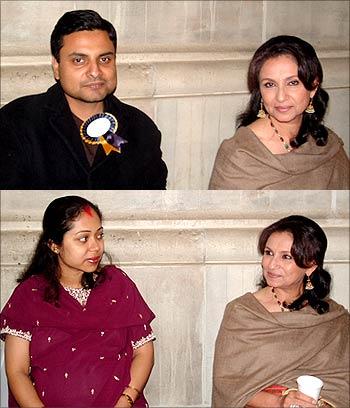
[258,215,331,314]
[287,267,330,314]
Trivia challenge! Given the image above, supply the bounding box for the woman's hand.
[281,389,318,408]
[114,394,133,408]
[246,389,318,408]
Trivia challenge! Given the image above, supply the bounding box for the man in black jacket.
[0,10,167,189]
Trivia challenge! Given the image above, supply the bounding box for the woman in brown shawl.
[209,36,349,189]
[212,215,349,408]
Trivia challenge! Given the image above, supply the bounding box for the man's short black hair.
[50,9,117,62]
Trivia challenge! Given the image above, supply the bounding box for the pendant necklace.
[268,115,293,152]
[271,287,292,312]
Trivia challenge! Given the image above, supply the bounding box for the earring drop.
[305,276,314,290]
[305,98,315,114]
[257,99,266,118]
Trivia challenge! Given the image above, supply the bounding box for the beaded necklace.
[268,115,293,152]
[271,287,292,312]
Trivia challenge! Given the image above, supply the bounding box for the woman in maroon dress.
[1,195,155,407]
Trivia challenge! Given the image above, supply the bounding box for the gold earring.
[53,248,59,254]
[305,276,314,290]
[257,100,266,118]
[305,98,315,114]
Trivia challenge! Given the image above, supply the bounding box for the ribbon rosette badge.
[80,112,127,155]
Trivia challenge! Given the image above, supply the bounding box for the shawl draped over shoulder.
[212,293,349,408]
[0,265,155,407]
[209,127,350,189]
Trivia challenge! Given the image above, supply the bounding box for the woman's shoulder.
[218,126,259,154]
[321,127,348,150]
[219,293,262,329]
[231,126,256,141]
[103,264,128,276]
[327,298,349,314]
[225,292,256,312]
[11,275,46,294]
[326,127,340,139]
[1,276,46,313]
[101,265,137,288]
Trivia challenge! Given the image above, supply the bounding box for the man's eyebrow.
[67,51,115,57]
[68,52,88,57]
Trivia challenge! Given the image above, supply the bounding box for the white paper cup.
[297,375,323,400]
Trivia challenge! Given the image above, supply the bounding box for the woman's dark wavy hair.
[258,215,331,314]
[237,35,329,148]
[50,9,117,62]
[17,195,107,306]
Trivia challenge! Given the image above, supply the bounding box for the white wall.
[1,1,349,188]
[1,190,349,407]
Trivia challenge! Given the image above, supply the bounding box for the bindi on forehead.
[82,205,94,217]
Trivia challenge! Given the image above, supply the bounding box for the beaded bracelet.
[121,393,134,407]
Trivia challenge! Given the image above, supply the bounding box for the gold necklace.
[271,287,292,312]
[268,115,293,152]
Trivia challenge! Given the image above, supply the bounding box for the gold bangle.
[126,385,141,397]
[281,388,298,396]
[121,393,134,407]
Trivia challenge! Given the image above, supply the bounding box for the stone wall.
[1,1,349,405]
[1,1,349,188]
[1,190,349,407]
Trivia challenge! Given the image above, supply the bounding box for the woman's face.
[56,208,104,277]
[259,54,317,125]
[262,231,316,291]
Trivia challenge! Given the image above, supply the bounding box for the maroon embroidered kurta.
[0,265,155,407]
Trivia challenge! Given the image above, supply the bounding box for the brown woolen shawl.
[208,127,350,190]
[212,293,349,408]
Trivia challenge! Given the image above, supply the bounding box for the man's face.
[52,29,117,106]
